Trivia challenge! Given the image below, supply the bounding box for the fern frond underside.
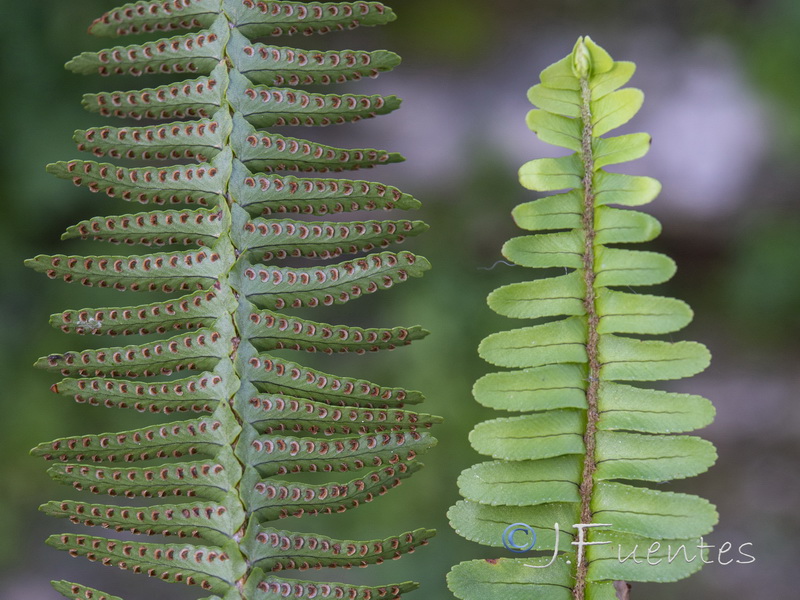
[29,3,437,599]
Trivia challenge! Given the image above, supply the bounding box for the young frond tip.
[449,36,715,600]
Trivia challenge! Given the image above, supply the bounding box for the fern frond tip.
[450,36,716,599]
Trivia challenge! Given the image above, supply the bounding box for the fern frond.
[31,408,237,462]
[53,580,124,600]
[231,164,421,215]
[48,151,232,205]
[236,216,428,260]
[73,116,229,160]
[50,371,230,414]
[249,573,415,600]
[30,3,434,599]
[448,37,717,600]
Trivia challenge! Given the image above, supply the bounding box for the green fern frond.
[447,37,717,600]
[29,3,436,600]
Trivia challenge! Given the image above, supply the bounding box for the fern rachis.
[28,3,438,600]
[447,37,717,600]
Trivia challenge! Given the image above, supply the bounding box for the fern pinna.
[447,38,717,600]
[26,3,438,600]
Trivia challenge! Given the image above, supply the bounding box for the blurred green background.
[2,0,799,598]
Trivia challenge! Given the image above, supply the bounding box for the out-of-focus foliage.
[2,1,798,599]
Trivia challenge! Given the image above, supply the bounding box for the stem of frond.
[219,10,248,599]
[574,76,600,600]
